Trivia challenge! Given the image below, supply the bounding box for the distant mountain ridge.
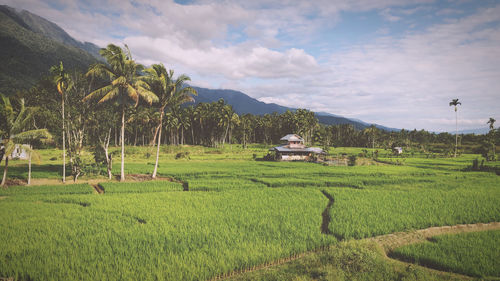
[191,87,400,131]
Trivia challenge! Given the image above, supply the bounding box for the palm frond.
[13,129,52,142]
[82,85,113,102]
[112,76,127,86]
[22,146,42,165]
[86,64,115,80]
[137,88,159,105]
[126,84,139,105]
[4,140,15,156]
[99,87,120,104]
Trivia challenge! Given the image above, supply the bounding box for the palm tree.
[449,99,461,158]
[84,44,158,181]
[1,95,51,187]
[487,117,496,160]
[143,64,196,178]
[487,117,496,131]
[50,62,71,183]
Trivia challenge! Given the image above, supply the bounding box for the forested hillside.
[0,5,98,95]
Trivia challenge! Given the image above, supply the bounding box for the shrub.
[348,155,357,166]
[175,151,190,159]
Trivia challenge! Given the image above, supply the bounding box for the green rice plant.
[326,187,500,239]
[0,188,335,281]
[253,177,364,189]
[188,178,266,191]
[0,184,93,196]
[99,181,183,193]
[390,230,500,277]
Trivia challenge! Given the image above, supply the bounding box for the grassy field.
[390,230,500,278]
[1,145,499,280]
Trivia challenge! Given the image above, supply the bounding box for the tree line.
[1,44,498,185]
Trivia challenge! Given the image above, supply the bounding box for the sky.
[2,0,500,132]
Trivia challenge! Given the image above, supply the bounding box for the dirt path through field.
[368,221,500,252]
[320,190,334,235]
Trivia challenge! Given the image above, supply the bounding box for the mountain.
[191,87,399,131]
[14,7,102,59]
[0,5,99,95]
[192,87,292,115]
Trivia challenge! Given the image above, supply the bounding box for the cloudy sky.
[3,0,500,132]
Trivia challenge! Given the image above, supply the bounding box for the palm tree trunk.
[28,146,32,185]
[103,128,112,180]
[134,127,137,146]
[1,157,8,187]
[223,120,230,146]
[62,94,66,183]
[191,125,195,145]
[120,104,125,181]
[455,108,458,158]
[152,111,163,179]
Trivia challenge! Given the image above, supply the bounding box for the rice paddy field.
[391,230,500,278]
[1,145,499,280]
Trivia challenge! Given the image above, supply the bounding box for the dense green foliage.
[391,230,500,277]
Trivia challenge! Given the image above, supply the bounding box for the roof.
[270,146,326,154]
[280,134,304,142]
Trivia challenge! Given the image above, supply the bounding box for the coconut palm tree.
[50,62,71,183]
[143,64,196,178]
[449,98,461,158]
[84,44,158,181]
[1,95,51,187]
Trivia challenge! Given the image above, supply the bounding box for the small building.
[393,147,403,155]
[269,134,326,161]
[1,144,29,160]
